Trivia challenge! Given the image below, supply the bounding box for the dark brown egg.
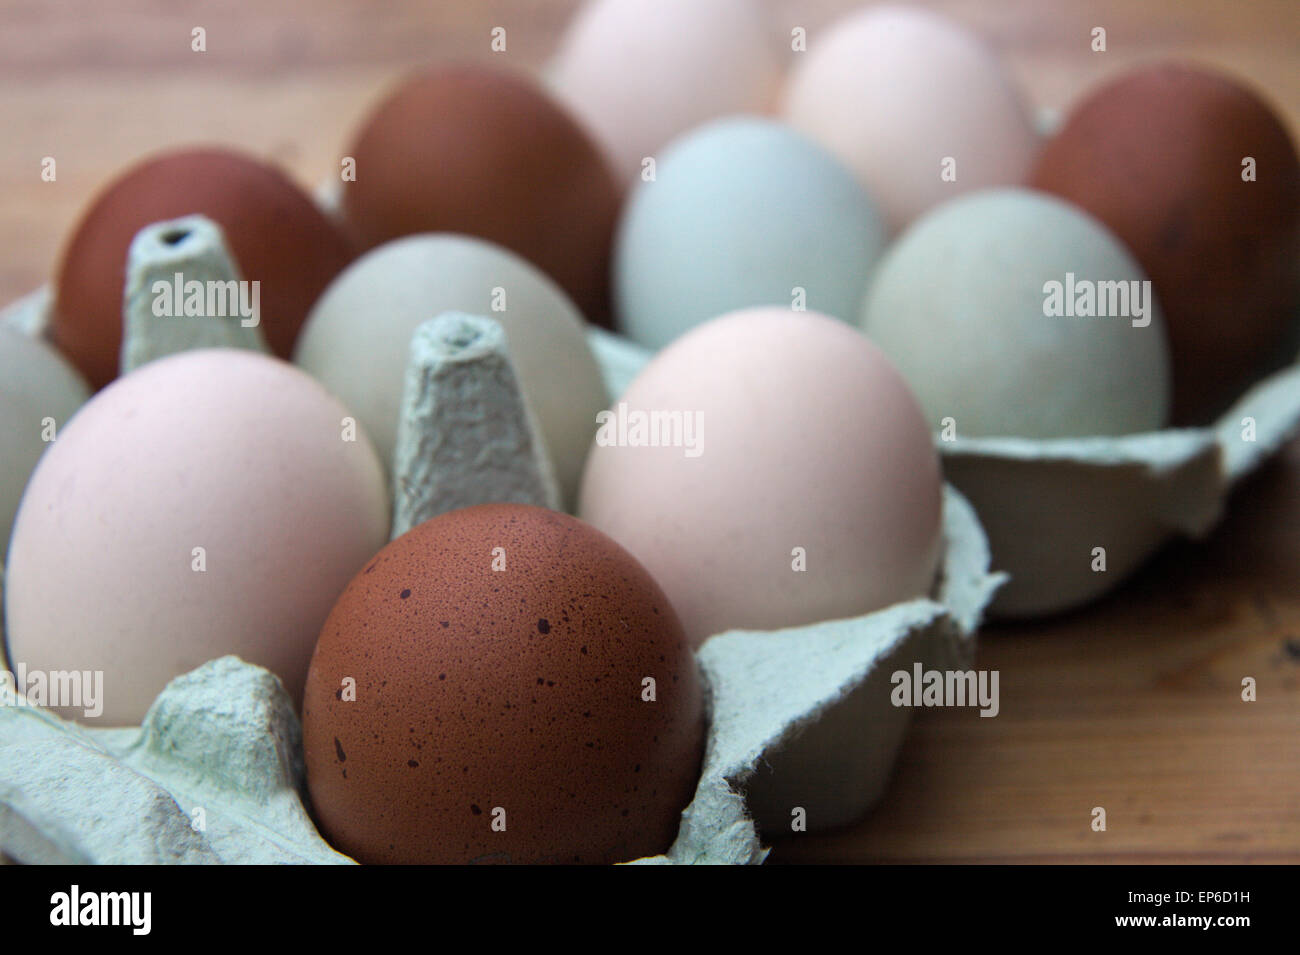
[302,503,704,864]
[52,147,357,390]
[340,64,621,325]
[1030,63,1300,423]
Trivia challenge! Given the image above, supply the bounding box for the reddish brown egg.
[302,503,704,864]
[340,64,621,325]
[52,147,357,390]
[1030,63,1300,423]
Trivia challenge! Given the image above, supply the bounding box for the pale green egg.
[0,324,90,564]
[860,188,1172,439]
[613,117,886,349]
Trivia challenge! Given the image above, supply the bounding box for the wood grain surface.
[1,0,1297,864]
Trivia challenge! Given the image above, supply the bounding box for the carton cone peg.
[390,312,561,539]
[120,214,271,375]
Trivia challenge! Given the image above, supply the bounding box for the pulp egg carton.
[0,216,1004,864]
[588,327,1300,617]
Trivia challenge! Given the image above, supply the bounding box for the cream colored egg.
[860,189,1171,438]
[578,307,944,647]
[0,325,90,564]
[781,5,1039,234]
[548,0,782,188]
[4,350,389,725]
[293,234,609,508]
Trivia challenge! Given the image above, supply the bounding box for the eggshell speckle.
[860,189,1172,439]
[1030,63,1300,423]
[52,147,357,390]
[613,117,887,349]
[781,5,1039,235]
[579,307,944,647]
[302,503,704,865]
[341,64,621,324]
[3,349,390,725]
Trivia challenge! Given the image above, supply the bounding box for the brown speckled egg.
[1030,63,1300,423]
[53,147,357,390]
[340,64,621,325]
[301,503,704,864]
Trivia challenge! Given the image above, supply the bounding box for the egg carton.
[588,327,1300,617]
[0,485,997,864]
[0,217,1002,864]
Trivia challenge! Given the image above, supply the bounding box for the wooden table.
[2,0,1296,863]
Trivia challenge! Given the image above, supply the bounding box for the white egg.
[293,234,608,507]
[5,349,389,724]
[579,307,943,648]
[781,5,1039,234]
[548,0,781,188]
